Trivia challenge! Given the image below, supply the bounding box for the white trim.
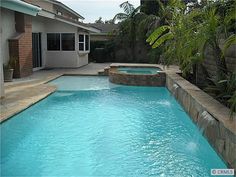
[55,17,98,33]
[78,33,90,53]
[91,33,116,36]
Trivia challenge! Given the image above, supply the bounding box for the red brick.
[9,13,33,78]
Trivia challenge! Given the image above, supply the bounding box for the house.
[88,23,118,42]
[0,0,98,79]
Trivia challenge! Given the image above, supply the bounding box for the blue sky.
[60,0,140,23]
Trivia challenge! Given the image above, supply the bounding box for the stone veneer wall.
[166,72,236,169]
[109,67,166,86]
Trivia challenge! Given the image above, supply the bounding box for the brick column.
[8,12,33,78]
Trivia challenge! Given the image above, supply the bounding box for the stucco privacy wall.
[166,72,236,169]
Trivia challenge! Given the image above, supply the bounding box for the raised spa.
[117,67,161,75]
[109,66,165,86]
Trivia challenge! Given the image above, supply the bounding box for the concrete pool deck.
[0,63,112,122]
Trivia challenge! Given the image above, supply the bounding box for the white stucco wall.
[32,17,89,68]
[78,53,88,66]
[1,8,16,65]
[0,8,16,97]
[46,51,79,68]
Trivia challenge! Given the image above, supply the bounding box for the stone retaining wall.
[166,72,236,169]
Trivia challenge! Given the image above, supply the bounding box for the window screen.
[61,33,75,51]
[47,33,60,51]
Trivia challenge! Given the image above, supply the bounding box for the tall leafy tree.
[140,0,198,16]
[147,0,235,76]
[113,1,141,60]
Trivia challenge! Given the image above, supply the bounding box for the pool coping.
[0,85,57,123]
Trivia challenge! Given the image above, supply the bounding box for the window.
[47,33,75,51]
[47,33,60,51]
[79,34,84,51]
[79,34,89,52]
[61,33,75,51]
[85,35,89,51]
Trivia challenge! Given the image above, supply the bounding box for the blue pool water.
[118,67,160,75]
[1,76,229,176]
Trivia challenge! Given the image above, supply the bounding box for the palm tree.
[147,0,235,77]
[113,1,140,22]
[113,1,140,60]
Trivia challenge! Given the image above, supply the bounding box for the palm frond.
[120,1,135,15]
[223,34,236,55]
[151,32,174,48]
[146,25,171,45]
[113,13,128,22]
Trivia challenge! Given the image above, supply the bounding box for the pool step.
[98,67,110,76]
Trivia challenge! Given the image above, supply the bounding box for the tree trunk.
[130,18,136,61]
[213,41,228,77]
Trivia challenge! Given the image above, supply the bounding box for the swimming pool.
[1,76,229,176]
[117,67,160,75]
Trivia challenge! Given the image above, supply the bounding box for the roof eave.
[0,0,41,16]
[55,17,101,33]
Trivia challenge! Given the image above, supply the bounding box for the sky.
[60,0,140,23]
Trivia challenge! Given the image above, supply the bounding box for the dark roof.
[88,23,118,33]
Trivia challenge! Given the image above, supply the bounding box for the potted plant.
[3,57,16,82]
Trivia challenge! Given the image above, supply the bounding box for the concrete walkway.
[1,63,111,122]
[4,63,111,89]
